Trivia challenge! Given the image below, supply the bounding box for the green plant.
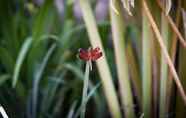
[0,0,186,118]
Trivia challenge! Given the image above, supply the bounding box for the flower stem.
[80,62,90,118]
[79,0,121,117]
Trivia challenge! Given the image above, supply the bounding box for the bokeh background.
[0,0,186,118]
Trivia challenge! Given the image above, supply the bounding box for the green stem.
[176,2,186,118]
[80,62,90,118]
[79,0,121,117]
[110,1,135,118]
[126,44,141,108]
[142,8,152,118]
[159,12,169,118]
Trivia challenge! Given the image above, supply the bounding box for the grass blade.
[110,0,135,117]
[80,62,90,118]
[12,37,32,87]
[79,0,121,117]
[86,82,101,103]
[167,0,181,111]
[176,45,186,117]
[32,0,53,39]
[126,42,141,106]
[159,12,169,118]
[75,82,101,118]
[175,8,186,118]
[67,101,78,118]
[142,6,152,117]
[32,43,56,118]
[156,0,186,47]
[142,0,186,105]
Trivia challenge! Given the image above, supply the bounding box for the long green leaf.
[110,0,135,118]
[67,101,78,118]
[142,7,152,118]
[32,43,56,118]
[32,0,53,39]
[80,62,90,118]
[159,12,169,118]
[12,37,32,87]
[79,0,121,117]
[75,82,101,118]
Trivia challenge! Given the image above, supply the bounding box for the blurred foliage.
[0,0,106,117]
[0,0,186,118]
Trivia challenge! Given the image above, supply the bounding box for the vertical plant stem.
[156,0,186,47]
[142,6,152,118]
[142,0,186,105]
[176,3,186,118]
[149,3,160,116]
[176,47,186,117]
[110,0,135,118]
[80,62,90,118]
[79,0,121,117]
[176,47,186,118]
[167,0,181,112]
[159,12,169,118]
[126,43,142,108]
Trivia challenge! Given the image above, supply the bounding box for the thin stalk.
[79,0,121,117]
[142,6,152,118]
[175,3,186,118]
[80,62,90,118]
[159,12,169,118]
[176,45,186,118]
[152,44,159,118]
[167,0,181,111]
[150,3,161,117]
[110,0,135,118]
[142,0,186,105]
[156,0,186,48]
[126,43,141,108]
